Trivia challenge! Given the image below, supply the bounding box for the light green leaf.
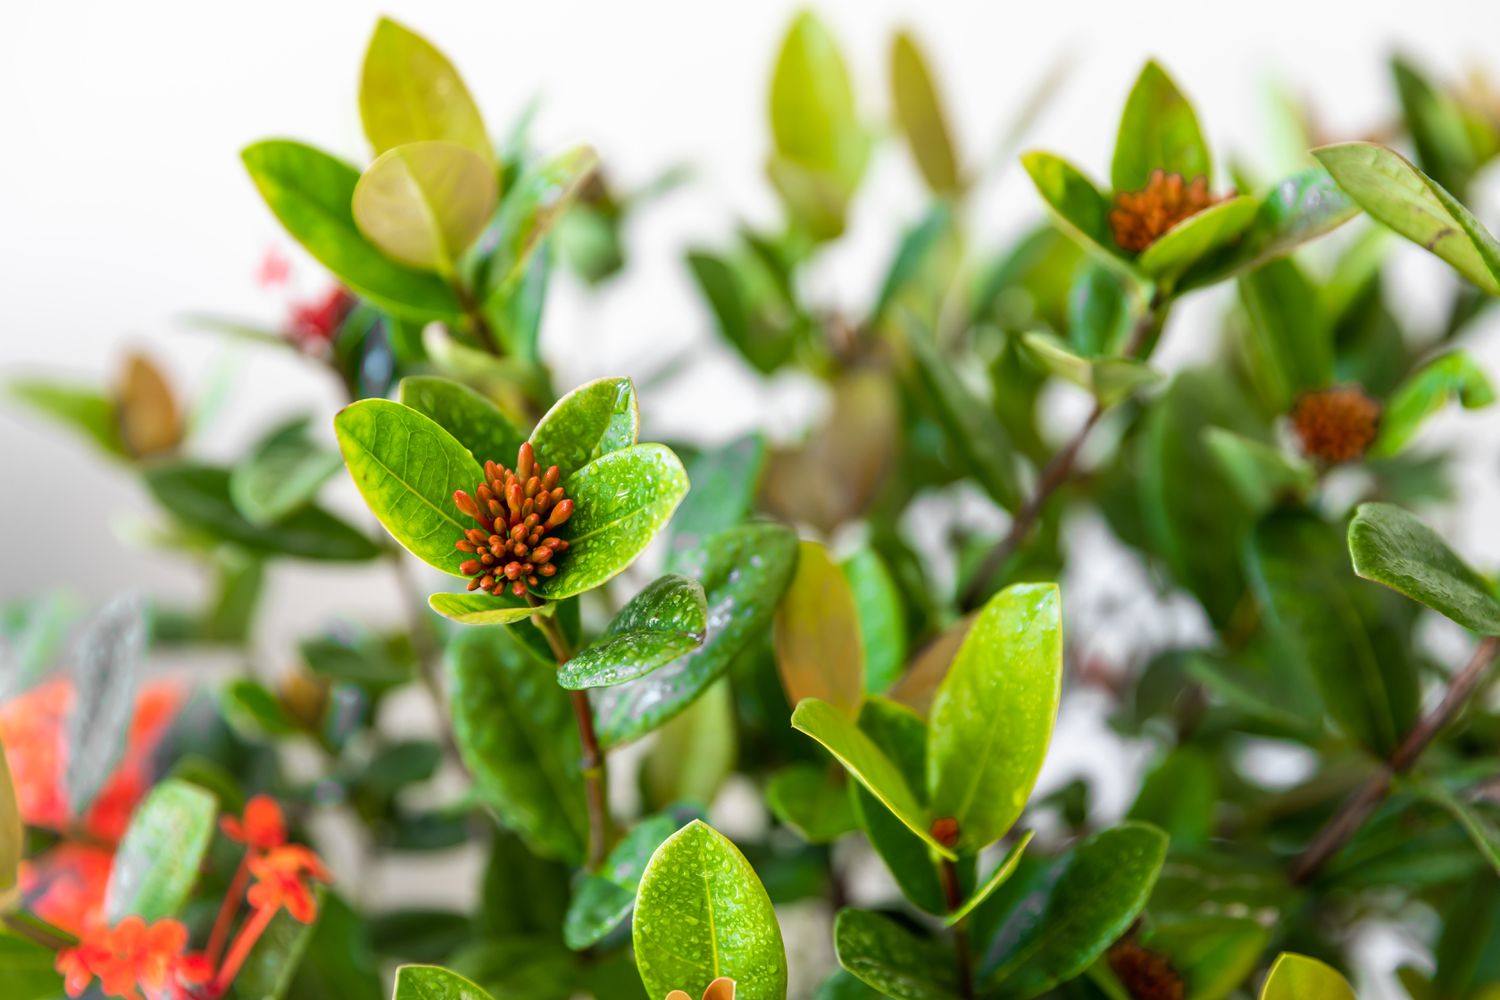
[241,141,460,319]
[890,31,961,194]
[393,964,497,1000]
[1371,351,1496,457]
[104,779,216,922]
[529,377,639,480]
[448,627,588,864]
[633,820,788,1000]
[775,541,865,719]
[1348,501,1500,634]
[943,831,1034,927]
[428,592,542,626]
[593,523,798,746]
[229,416,344,526]
[334,399,485,575]
[1112,61,1211,193]
[928,583,1062,853]
[0,935,65,1000]
[769,11,868,187]
[559,575,707,689]
[1237,257,1333,412]
[353,141,497,273]
[841,547,908,695]
[792,698,953,860]
[1022,151,1132,272]
[1314,142,1500,294]
[835,909,960,1000]
[7,380,125,458]
[1020,333,1161,407]
[398,375,528,467]
[1137,194,1257,280]
[666,433,768,568]
[563,812,683,950]
[766,764,858,844]
[0,748,20,913]
[360,18,492,166]
[1259,954,1356,1000]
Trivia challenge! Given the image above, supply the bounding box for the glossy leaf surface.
[560,574,707,689]
[104,779,216,922]
[1349,501,1500,634]
[528,376,639,480]
[360,18,492,165]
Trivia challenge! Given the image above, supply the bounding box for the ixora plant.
[12,8,1500,1000]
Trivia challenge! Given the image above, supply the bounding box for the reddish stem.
[212,905,276,993]
[205,854,250,966]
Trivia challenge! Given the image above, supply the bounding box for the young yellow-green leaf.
[448,627,588,864]
[559,574,707,690]
[428,593,544,627]
[769,11,867,186]
[1259,954,1356,1000]
[0,933,65,999]
[766,763,858,844]
[1022,152,1133,273]
[1348,502,1500,635]
[792,698,953,860]
[360,18,492,168]
[1314,142,1500,294]
[1137,194,1257,280]
[393,964,497,1000]
[529,377,639,480]
[334,399,485,576]
[1370,351,1496,457]
[0,748,20,913]
[1237,257,1334,412]
[352,141,497,274]
[398,376,528,467]
[229,416,344,526]
[834,909,961,1000]
[1020,332,1161,408]
[104,779,216,922]
[841,547,908,695]
[241,141,460,320]
[1112,61,1211,194]
[633,820,788,1000]
[927,583,1062,852]
[890,31,961,195]
[942,830,1034,927]
[534,444,688,600]
[775,542,865,719]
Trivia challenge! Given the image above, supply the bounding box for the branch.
[1290,634,1500,884]
[940,857,975,1000]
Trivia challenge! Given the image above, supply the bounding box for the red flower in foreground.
[55,916,209,999]
[220,795,287,853]
[246,845,331,923]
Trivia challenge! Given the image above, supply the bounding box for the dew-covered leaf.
[559,575,707,689]
[398,376,528,467]
[104,779,216,922]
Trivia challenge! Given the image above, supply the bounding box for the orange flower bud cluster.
[1291,386,1381,464]
[454,442,573,597]
[1108,170,1226,253]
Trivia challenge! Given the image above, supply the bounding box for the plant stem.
[528,598,610,869]
[940,858,975,1000]
[205,854,250,965]
[451,278,503,357]
[1290,635,1500,884]
[2,911,74,951]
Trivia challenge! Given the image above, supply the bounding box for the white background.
[5,1,1500,994]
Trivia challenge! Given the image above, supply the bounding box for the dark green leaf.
[842,547,908,695]
[398,375,528,467]
[563,812,683,950]
[852,698,945,913]
[943,832,1033,927]
[1237,257,1333,411]
[666,433,768,568]
[560,575,706,689]
[1348,501,1500,634]
[230,416,344,526]
[104,779,216,922]
[1370,351,1495,457]
[1127,748,1216,847]
[766,764,858,843]
[835,908,960,1000]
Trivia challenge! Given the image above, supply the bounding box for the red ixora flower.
[246,845,331,924]
[286,285,356,349]
[219,795,287,853]
[55,916,210,999]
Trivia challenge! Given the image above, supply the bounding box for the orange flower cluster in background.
[55,916,211,1000]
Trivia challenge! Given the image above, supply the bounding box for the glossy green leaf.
[353,141,497,273]
[593,523,798,745]
[1127,748,1217,847]
[1237,257,1333,412]
[229,416,344,526]
[851,698,945,913]
[482,145,600,302]
[398,375,528,467]
[816,969,885,1000]
[943,831,1034,927]
[104,779,216,922]
[0,748,20,912]
[1137,194,1256,280]
[835,909,960,1000]
[241,141,460,319]
[447,627,588,864]
[775,541,865,718]
[428,592,541,626]
[7,380,125,458]
[393,964,497,1000]
[1371,351,1496,457]
[685,249,799,374]
[841,547,908,695]
[564,812,683,950]
[1348,501,1500,634]
[1022,152,1131,271]
[1202,428,1314,512]
[1259,954,1355,1000]
[769,11,867,187]
[1020,333,1161,407]
[559,575,706,690]
[1138,916,1268,1000]
[928,583,1062,853]
[890,31,961,194]
[0,935,64,1000]
[533,444,688,600]
[666,433,768,568]
[1314,142,1500,294]
[766,764,858,844]
[1067,260,1132,356]
[232,890,321,1000]
[360,18,492,166]
[334,399,484,575]
[633,820,788,1000]
[1112,61,1211,193]
[528,377,639,480]
[792,697,953,859]
[65,594,147,815]
[986,822,1169,998]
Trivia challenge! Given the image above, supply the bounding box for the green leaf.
[766,764,858,843]
[229,416,344,526]
[775,541,865,718]
[1020,333,1161,407]
[890,31,961,194]
[241,141,460,319]
[360,18,492,166]
[1314,142,1500,294]
[1112,61,1211,193]
[393,964,497,1000]
[6,380,125,458]
[1371,351,1496,457]
[534,444,689,600]
[232,890,321,1000]
[353,141,497,274]
[334,398,484,575]
[1415,780,1500,877]
[0,935,65,1000]
[1246,509,1420,755]
[1348,501,1500,634]
[633,820,788,1000]
[943,831,1034,927]
[398,376,528,467]
[841,547,908,695]
[528,377,639,480]
[769,11,868,188]
[146,461,380,562]
[448,628,588,864]
[1237,257,1333,412]
[593,523,798,746]
[666,433,768,568]
[1127,748,1217,848]
[928,583,1062,853]
[1259,954,1355,1000]
[642,678,738,811]
[835,909,960,1000]
[1392,56,1479,197]
[869,203,955,331]
[65,594,147,815]
[685,250,798,374]
[792,697,953,860]
[428,592,541,626]
[559,574,707,689]
[851,698,946,913]
[223,678,299,737]
[986,823,1169,998]
[564,813,684,950]
[104,779,216,922]
[482,145,600,303]
[1022,152,1131,272]
[1137,194,1257,280]
[0,748,20,913]
[1202,428,1314,513]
